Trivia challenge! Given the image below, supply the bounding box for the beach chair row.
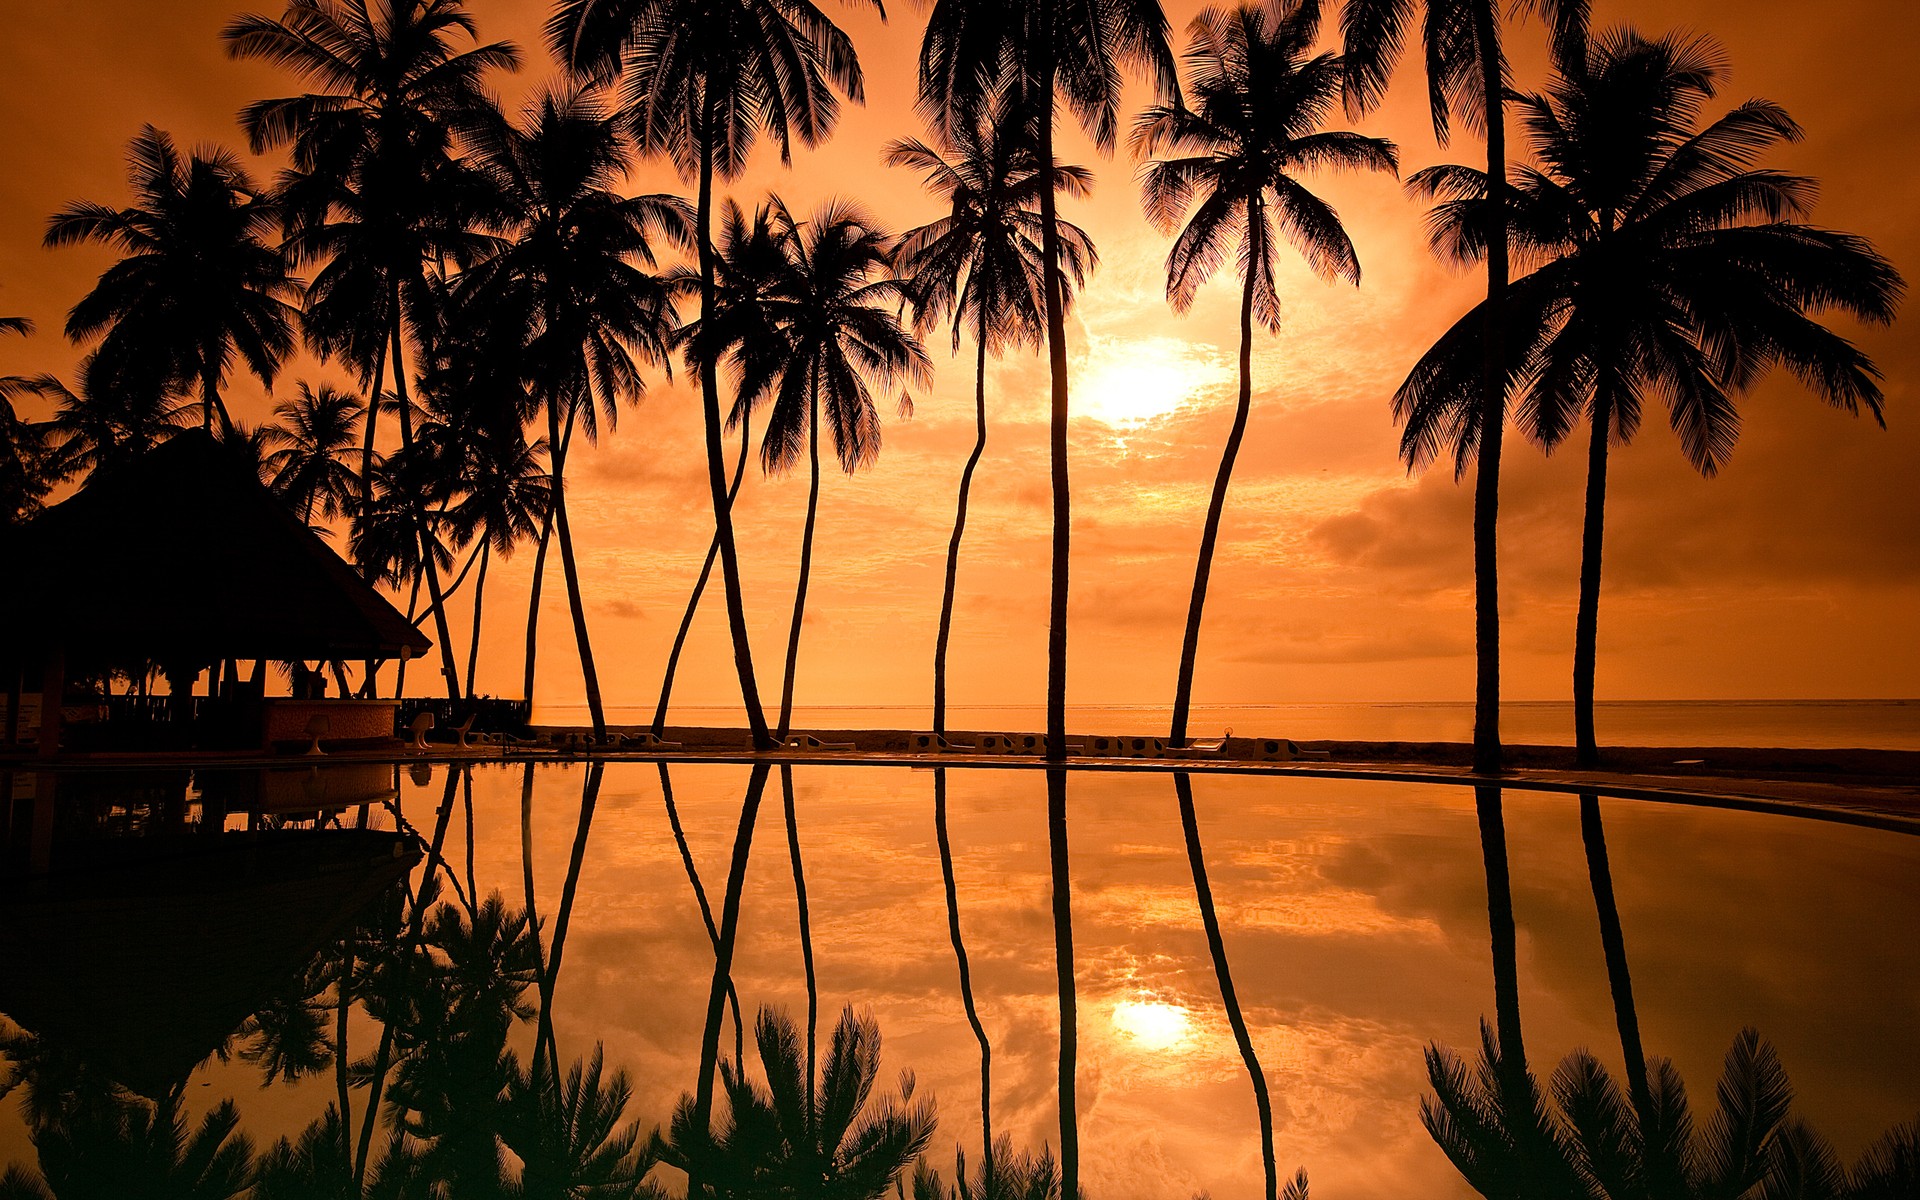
[907,732,1330,761]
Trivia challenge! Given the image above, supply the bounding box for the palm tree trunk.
[1474,785,1528,1081]
[781,765,817,1139]
[522,494,556,707]
[389,294,462,700]
[359,332,391,691]
[1578,793,1651,1119]
[776,385,822,740]
[1171,217,1260,746]
[520,763,552,1076]
[335,928,354,1165]
[934,332,991,741]
[1036,36,1073,764]
[687,764,772,1195]
[696,106,773,749]
[1046,766,1079,1199]
[1470,0,1511,776]
[654,416,752,738]
[536,761,604,1074]
[549,401,607,738]
[661,762,746,1067]
[1174,772,1277,1200]
[934,768,993,1185]
[465,540,491,701]
[201,353,234,437]
[1573,385,1613,767]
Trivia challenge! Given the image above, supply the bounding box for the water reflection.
[0,763,1915,1200]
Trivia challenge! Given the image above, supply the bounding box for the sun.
[1111,998,1193,1051]
[1072,336,1228,427]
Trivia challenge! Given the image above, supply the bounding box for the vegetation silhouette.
[888,98,1096,742]
[910,1137,1065,1200]
[1396,27,1903,765]
[917,0,1177,761]
[262,382,365,528]
[550,0,882,751]
[0,320,59,527]
[1341,0,1590,774]
[1136,0,1398,748]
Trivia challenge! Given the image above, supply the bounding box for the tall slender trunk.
[549,401,607,738]
[1046,766,1078,1199]
[935,769,993,1187]
[1474,785,1528,1081]
[654,417,752,737]
[1471,0,1511,776]
[1573,384,1613,767]
[520,764,551,1076]
[1035,27,1072,762]
[661,762,746,1066]
[1174,773,1276,1200]
[686,765,772,1195]
[934,332,991,740]
[1171,213,1261,746]
[465,540,491,701]
[781,765,817,1139]
[1579,793,1650,1119]
[522,479,559,706]
[355,765,460,1184]
[394,573,422,698]
[537,761,604,1074]
[390,292,461,700]
[335,928,354,1165]
[776,383,822,740]
[359,337,391,692]
[201,352,233,438]
[696,108,773,748]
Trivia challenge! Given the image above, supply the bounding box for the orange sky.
[1,0,1915,715]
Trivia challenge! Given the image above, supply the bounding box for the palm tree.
[919,0,1176,761]
[1400,28,1901,766]
[457,84,686,736]
[550,0,882,750]
[931,768,995,1182]
[444,424,551,702]
[0,318,60,527]
[749,202,929,739]
[11,1094,256,1200]
[1137,0,1397,747]
[1340,0,1589,774]
[46,126,302,436]
[265,381,365,525]
[21,355,191,483]
[663,1006,937,1199]
[779,766,820,1121]
[499,1046,663,1199]
[888,104,1097,741]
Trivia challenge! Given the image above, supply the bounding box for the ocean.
[528,699,1920,751]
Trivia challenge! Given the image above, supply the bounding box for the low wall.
[262,698,398,747]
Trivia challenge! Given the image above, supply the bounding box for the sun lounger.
[784,734,856,751]
[405,711,434,752]
[1086,735,1124,756]
[909,732,959,752]
[610,731,683,750]
[1256,738,1330,762]
[974,733,1017,753]
[1120,736,1165,758]
[1011,733,1085,756]
[1164,736,1229,759]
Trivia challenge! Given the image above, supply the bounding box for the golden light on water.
[1111,998,1194,1051]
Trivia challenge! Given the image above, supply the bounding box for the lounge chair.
[405,711,434,752]
[1120,736,1165,758]
[1086,735,1124,756]
[1164,736,1229,759]
[784,734,856,751]
[1256,738,1330,762]
[974,733,1016,753]
[1011,733,1084,756]
[610,731,683,750]
[909,732,960,752]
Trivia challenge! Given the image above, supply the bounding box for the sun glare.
[1073,337,1228,427]
[1111,998,1193,1051]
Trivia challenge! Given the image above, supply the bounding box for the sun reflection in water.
[1110,998,1194,1051]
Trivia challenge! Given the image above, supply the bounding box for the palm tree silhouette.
[888,103,1097,742]
[1044,768,1079,1195]
[651,198,788,740]
[1397,28,1903,766]
[1340,0,1589,774]
[457,84,686,734]
[780,765,821,1116]
[660,762,748,1069]
[4,1093,256,1200]
[500,1046,664,1199]
[910,1137,1063,1200]
[1136,0,1397,747]
[932,768,995,1183]
[0,318,60,527]
[10,355,191,486]
[46,126,302,437]
[748,201,930,738]
[1577,793,1651,1125]
[918,0,1176,760]
[439,415,552,701]
[550,0,882,750]
[663,1006,937,1200]
[264,381,365,526]
[537,762,609,1077]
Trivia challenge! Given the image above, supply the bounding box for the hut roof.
[0,430,430,663]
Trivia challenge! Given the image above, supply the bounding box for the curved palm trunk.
[1171,219,1261,746]
[934,334,992,740]
[1046,766,1079,1198]
[536,760,604,1074]
[781,765,818,1132]
[549,402,607,738]
[653,417,752,738]
[686,765,772,1195]
[1474,785,1528,1082]
[1573,386,1613,767]
[394,572,422,698]
[934,768,994,1183]
[776,388,823,740]
[1578,792,1651,1119]
[464,540,491,701]
[1471,0,1511,776]
[519,763,550,1073]
[696,114,773,749]
[359,334,391,691]
[335,927,355,1165]
[201,353,233,437]
[1174,772,1277,1200]
[661,762,746,1066]
[390,298,462,700]
[520,422,567,708]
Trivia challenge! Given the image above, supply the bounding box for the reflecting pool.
[2,762,1916,1199]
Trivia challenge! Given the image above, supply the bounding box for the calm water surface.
[3,762,1916,1198]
